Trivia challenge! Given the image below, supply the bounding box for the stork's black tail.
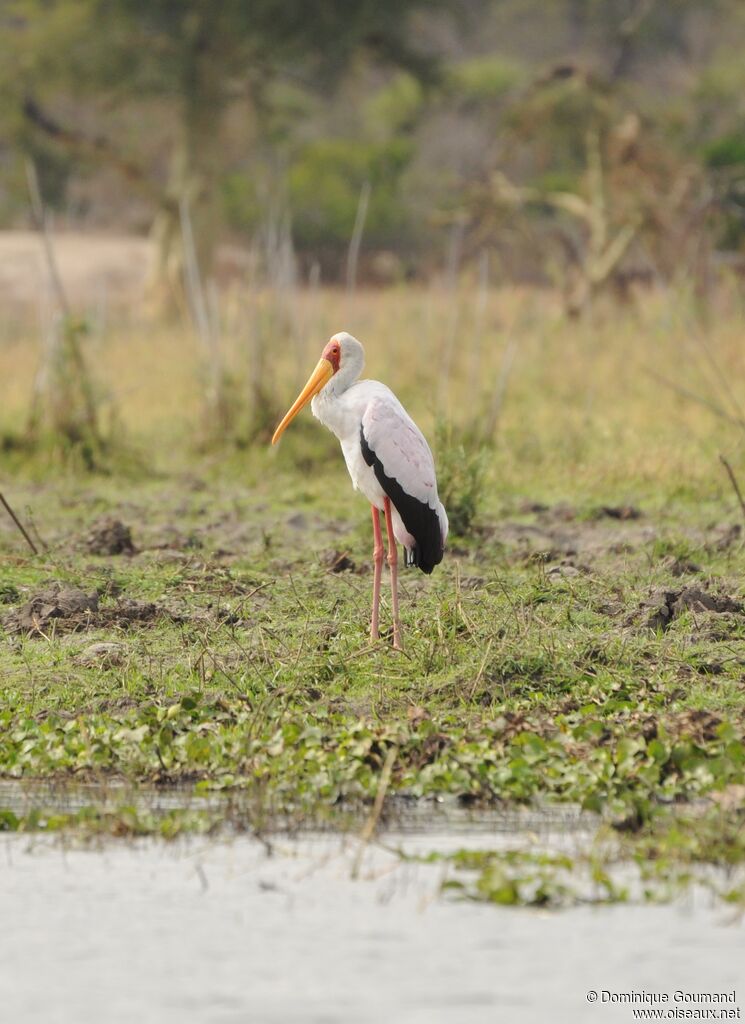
[360,425,445,575]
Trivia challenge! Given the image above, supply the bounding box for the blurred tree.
[468,67,709,312]
[2,0,745,295]
[288,139,414,250]
[1,0,440,308]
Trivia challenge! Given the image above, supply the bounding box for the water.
[2,827,743,1023]
[0,777,601,834]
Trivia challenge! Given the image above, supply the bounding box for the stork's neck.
[322,349,363,399]
[310,358,363,438]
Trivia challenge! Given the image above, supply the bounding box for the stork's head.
[271,332,364,444]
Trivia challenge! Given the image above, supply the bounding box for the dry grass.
[1,273,744,502]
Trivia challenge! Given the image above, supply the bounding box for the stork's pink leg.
[370,505,384,641]
[383,497,402,650]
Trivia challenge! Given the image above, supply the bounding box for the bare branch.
[22,96,172,212]
[0,493,39,555]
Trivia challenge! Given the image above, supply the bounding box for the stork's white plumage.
[272,332,448,649]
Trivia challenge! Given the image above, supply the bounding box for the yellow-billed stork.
[272,332,448,650]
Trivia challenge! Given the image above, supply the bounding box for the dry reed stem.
[346,180,371,298]
[180,195,223,418]
[25,159,70,317]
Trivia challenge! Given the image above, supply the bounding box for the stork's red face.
[322,338,341,372]
[271,338,342,445]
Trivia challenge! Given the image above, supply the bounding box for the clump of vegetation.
[440,848,624,908]
[433,800,745,907]
[434,420,488,537]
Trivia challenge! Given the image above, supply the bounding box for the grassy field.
[1,281,744,907]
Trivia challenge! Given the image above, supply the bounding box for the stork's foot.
[391,611,403,651]
[373,624,403,651]
[389,602,403,652]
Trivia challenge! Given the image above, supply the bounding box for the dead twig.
[0,492,39,555]
[351,743,398,879]
[21,505,49,554]
[719,456,745,525]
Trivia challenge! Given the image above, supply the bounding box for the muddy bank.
[3,582,169,635]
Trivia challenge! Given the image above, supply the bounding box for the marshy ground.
[2,441,744,907]
[1,259,744,1017]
